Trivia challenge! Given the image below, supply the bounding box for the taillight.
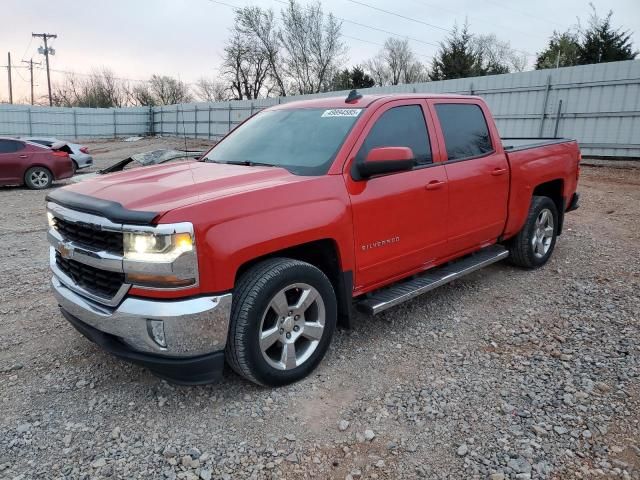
[576,153,581,181]
[52,151,69,157]
[80,146,89,154]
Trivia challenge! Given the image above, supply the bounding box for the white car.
[20,137,93,171]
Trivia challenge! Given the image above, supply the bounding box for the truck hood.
[64,161,307,216]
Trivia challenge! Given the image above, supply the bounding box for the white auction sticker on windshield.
[321,109,362,118]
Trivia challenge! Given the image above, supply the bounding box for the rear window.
[0,140,24,153]
[435,104,493,160]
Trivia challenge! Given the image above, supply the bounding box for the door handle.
[19,155,28,158]
[425,180,446,190]
[490,167,508,176]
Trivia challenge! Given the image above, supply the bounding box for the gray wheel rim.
[532,208,554,258]
[30,170,49,188]
[259,283,326,371]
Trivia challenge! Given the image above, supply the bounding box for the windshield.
[203,108,362,175]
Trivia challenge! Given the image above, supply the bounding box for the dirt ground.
[0,138,638,479]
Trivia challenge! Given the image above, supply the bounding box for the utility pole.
[32,33,57,106]
[7,52,13,104]
[22,59,41,105]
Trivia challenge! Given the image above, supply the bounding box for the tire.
[226,258,337,387]
[24,166,53,190]
[71,160,78,174]
[509,195,558,268]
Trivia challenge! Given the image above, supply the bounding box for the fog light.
[147,319,167,348]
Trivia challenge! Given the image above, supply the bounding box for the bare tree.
[195,77,229,102]
[148,75,193,105]
[51,68,128,107]
[128,83,157,106]
[222,30,270,100]
[236,6,287,96]
[472,34,528,73]
[364,56,390,86]
[365,38,427,86]
[279,0,346,94]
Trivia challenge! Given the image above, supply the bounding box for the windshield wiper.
[214,159,276,168]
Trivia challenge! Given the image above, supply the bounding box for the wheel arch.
[234,238,353,329]
[532,179,565,235]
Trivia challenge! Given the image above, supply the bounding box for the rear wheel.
[24,166,53,189]
[226,258,337,386]
[508,195,558,268]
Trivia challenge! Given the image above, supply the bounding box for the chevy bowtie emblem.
[57,242,74,259]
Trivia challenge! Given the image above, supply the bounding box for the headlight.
[123,228,198,289]
[47,211,55,228]
[124,232,193,262]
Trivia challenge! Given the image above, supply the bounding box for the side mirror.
[356,146,415,179]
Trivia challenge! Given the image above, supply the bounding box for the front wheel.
[508,195,558,268]
[226,258,337,386]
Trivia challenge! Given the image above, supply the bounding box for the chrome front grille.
[52,216,124,254]
[48,202,130,307]
[55,251,125,299]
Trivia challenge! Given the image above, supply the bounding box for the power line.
[208,0,439,52]
[273,0,441,48]
[483,0,564,28]
[345,0,451,33]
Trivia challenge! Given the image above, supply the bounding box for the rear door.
[428,100,509,254]
[344,100,449,292]
[0,140,29,184]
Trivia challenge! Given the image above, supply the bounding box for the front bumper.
[70,153,94,169]
[52,276,232,383]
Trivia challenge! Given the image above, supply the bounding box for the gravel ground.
[0,139,638,480]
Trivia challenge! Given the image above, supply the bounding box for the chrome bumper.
[52,276,232,357]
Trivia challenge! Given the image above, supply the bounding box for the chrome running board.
[356,245,509,315]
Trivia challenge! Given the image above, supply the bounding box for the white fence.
[1,60,639,158]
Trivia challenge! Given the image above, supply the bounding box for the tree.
[535,31,581,69]
[429,23,483,81]
[331,66,375,90]
[51,68,128,107]
[222,30,270,100]
[148,75,192,105]
[473,34,527,73]
[577,6,637,65]
[279,0,346,94]
[195,77,229,102]
[365,38,427,86]
[129,83,157,106]
[364,55,390,86]
[235,6,287,96]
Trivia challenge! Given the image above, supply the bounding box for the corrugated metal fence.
[1,60,639,158]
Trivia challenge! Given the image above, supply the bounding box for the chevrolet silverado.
[46,92,580,386]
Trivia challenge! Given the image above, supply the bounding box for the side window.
[0,140,24,154]
[358,105,432,166]
[435,103,493,160]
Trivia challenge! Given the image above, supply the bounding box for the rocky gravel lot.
[0,139,638,480]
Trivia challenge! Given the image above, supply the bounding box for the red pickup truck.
[46,92,580,386]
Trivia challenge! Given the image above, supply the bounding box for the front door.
[0,140,28,184]
[344,100,449,292]
[429,100,510,254]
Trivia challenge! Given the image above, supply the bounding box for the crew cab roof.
[271,93,480,110]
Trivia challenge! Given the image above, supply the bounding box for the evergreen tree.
[535,31,581,69]
[331,66,375,90]
[577,8,637,65]
[429,23,483,81]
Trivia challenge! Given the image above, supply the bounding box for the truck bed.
[502,137,576,152]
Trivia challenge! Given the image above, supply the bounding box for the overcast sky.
[1,0,639,102]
